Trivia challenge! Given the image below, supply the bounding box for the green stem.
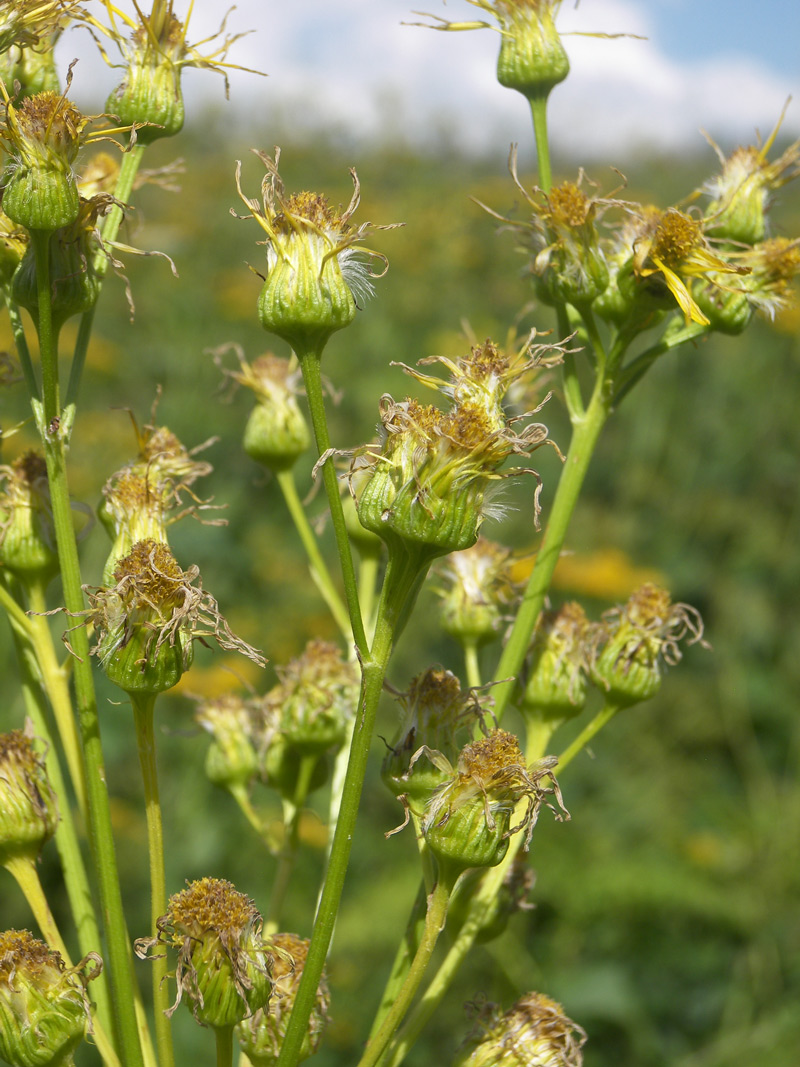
[31,226,144,1067]
[491,378,613,720]
[463,641,482,689]
[26,579,88,819]
[5,609,113,1038]
[613,321,708,405]
[265,756,317,934]
[357,872,455,1067]
[528,94,553,194]
[367,883,427,1043]
[555,702,620,773]
[67,144,147,407]
[3,855,122,1067]
[275,548,426,1067]
[131,692,175,1067]
[358,553,381,641]
[7,301,39,400]
[215,1026,234,1067]
[275,467,350,638]
[296,347,368,655]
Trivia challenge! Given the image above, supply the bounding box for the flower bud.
[382,668,480,807]
[436,538,518,648]
[236,933,330,1066]
[195,695,259,793]
[495,2,570,101]
[138,877,272,1030]
[0,91,86,231]
[454,991,586,1067]
[421,731,566,874]
[0,930,96,1067]
[237,150,397,354]
[518,602,589,723]
[0,730,58,867]
[589,583,705,707]
[0,452,58,584]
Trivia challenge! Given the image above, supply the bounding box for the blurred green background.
[1,114,799,1067]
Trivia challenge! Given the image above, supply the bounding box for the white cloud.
[58,1,800,159]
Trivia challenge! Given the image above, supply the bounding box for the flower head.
[0,728,58,866]
[353,335,561,562]
[0,0,81,98]
[518,602,590,723]
[418,729,568,872]
[98,421,215,584]
[236,148,398,353]
[702,113,800,245]
[382,667,483,805]
[0,451,57,582]
[435,537,519,647]
[694,236,800,333]
[195,693,259,794]
[137,877,271,1030]
[589,582,706,706]
[236,933,330,1066]
[85,538,265,696]
[0,930,99,1067]
[454,991,586,1067]
[630,207,749,326]
[89,0,260,143]
[412,1,570,101]
[216,345,310,471]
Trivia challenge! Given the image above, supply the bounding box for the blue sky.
[62,1,800,159]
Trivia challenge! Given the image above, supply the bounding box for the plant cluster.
[0,3,797,1067]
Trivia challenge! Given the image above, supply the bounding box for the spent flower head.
[382,667,484,805]
[236,148,399,353]
[589,582,706,707]
[236,933,330,1066]
[216,345,311,471]
[85,538,265,696]
[354,335,562,561]
[418,729,568,872]
[0,727,58,866]
[411,1,570,101]
[435,537,520,648]
[0,451,57,582]
[0,0,81,98]
[702,112,800,246]
[136,877,271,1030]
[518,601,590,723]
[694,236,800,333]
[195,692,259,793]
[454,991,586,1067]
[89,0,260,143]
[0,930,100,1067]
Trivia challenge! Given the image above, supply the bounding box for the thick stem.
[131,692,175,1067]
[296,347,368,655]
[463,641,482,689]
[275,548,425,1067]
[357,872,455,1067]
[215,1026,234,1067]
[31,226,144,1067]
[366,883,427,1043]
[528,94,553,194]
[275,467,350,638]
[491,382,612,720]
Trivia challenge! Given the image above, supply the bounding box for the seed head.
[435,537,519,648]
[518,602,590,723]
[137,877,272,1030]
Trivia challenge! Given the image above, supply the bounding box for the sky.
[61,1,800,160]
